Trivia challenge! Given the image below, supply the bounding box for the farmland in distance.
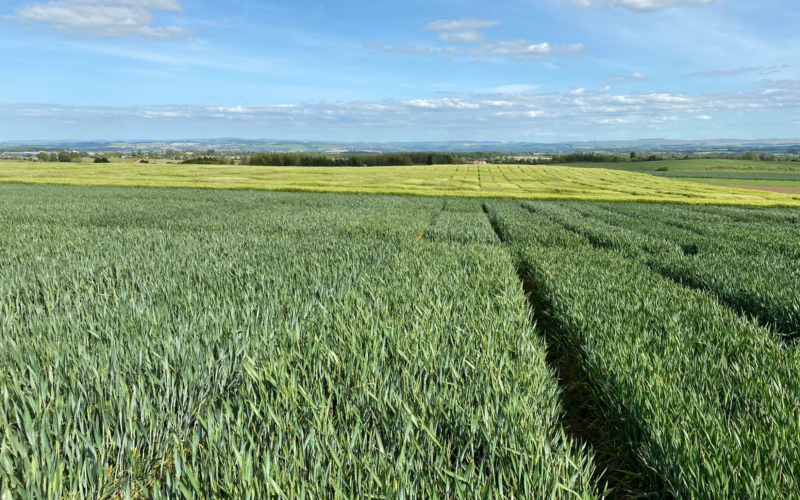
[0,160,798,206]
[1,184,798,498]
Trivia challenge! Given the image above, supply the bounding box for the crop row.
[424,199,499,245]
[485,200,800,499]
[522,201,800,339]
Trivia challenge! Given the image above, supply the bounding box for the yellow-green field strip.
[1,161,798,206]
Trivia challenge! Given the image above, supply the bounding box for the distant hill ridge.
[2,138,800,153]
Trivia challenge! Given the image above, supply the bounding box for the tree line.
[245,152,458,167]
[36,152,83,163]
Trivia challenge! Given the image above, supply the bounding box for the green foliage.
[485,199,800,498]
[94,157,111,163]
[424,199,499,244]
[551,152,625,163]
[248,152,456,167]
[180,156,226,165]
[741,151,761,161]
[540,201,800,338]
[0,185,598,499]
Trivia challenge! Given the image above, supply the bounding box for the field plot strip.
[0,185,599,499]
[1,161,799,206]
[424,199,499,245]
[530,201,800,341]
[485,200,800,499]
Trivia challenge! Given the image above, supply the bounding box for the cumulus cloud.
[565,0,720,13]
[6,86,800,136]
[10,0,193,39]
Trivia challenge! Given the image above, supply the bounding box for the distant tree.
[181,157,226,165]
[36,153,49,162]
[94,157,111,163]
[630,152,637,159]
[57,153,72,163]
[741,151,761,161]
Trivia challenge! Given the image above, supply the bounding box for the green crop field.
[0,160,799,206]
[1,183,799,499]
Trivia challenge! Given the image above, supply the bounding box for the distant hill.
[2,138,800,154]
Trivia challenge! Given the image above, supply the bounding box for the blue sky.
[1,0,799,142]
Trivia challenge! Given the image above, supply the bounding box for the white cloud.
[11,0,193,39]
[368,18,583,63]
[565,0,720,13]
[439,31,483,44]
[367,40,584,62]
[460,40,584,61]
[7,86,799,135]
[464,40,551,59]
[423,18,501,32]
